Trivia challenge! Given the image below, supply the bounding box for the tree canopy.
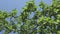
[0,0,60,34]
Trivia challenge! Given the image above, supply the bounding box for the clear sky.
[0,0,52,11]
[0,0,52,34]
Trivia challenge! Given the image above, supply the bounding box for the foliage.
[0,0,60,34]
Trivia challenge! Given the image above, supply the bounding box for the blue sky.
[0,0,52,11]
[0,0,52,34]
[0,0,29,11]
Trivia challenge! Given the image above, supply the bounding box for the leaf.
[11,8,18,16]
[57,31,60,34]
